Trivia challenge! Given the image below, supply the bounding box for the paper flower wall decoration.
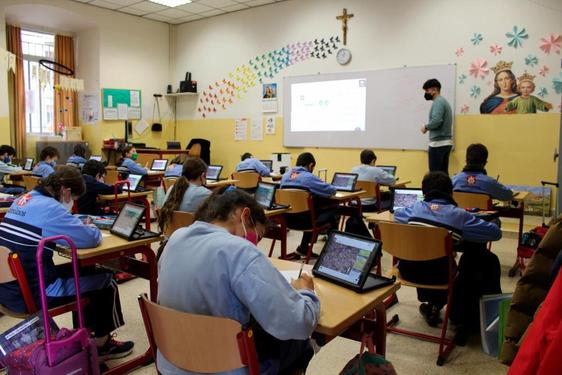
[471,33,483,45]
[460,105,469,114]
[539,33,561,55]
[506,26,528,48]
[470,85,481,98]
[469,58,489,79]
[537,87,548,98]
[553,73,562,94]
[539,65,550,77]
[458,74,467,84]
[489,43,502,56]
[524,54,539,67]
[455,48,464,57]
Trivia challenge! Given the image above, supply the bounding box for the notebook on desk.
[150,159,168,171]
[89,155,102,162]
[110,202,160,241]
[390,188,424,212]
[378,165,397,176]
[331,172,360,192]
[255,182,288,210]
[206,165,223,182]
[312,231,394,293]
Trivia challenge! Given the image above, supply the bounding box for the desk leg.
[373,302,387,356]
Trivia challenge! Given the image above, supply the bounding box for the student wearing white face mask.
[33,146,59,178]
[0,166,135,360]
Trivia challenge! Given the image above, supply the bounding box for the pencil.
[298,259,305,278]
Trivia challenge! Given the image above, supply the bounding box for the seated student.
[163,156,184,178]
[158,158,212,233]
[236,152,271,177]
[158,189,319,374]
[116,145,147,175]
[67,144,88,165]
[33,146,59,178]
[0,166,134,359]
[0,145,25,194]
[452,143,513,201]
[280,152,339,256]
[351,149,396,211]
[394,171,502,342]
[77,160,123,215]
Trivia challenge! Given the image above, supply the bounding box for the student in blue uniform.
[0,166,134,359]
[163,156,184,178]
[280,152,339,257]
[77,160,122,215]
[0,145,25,194]
[394,171,502,343]
[351,149,396,211]
[452,143,513,201]
[67,144,88,165]
[117,145,147,175]
[236,152,271,177]
[158,158,211,233]
[33,146,59,178]
[158,189,320,375]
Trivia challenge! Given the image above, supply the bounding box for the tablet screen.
[111,203,144,238]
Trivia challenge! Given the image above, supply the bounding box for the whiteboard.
[283,64,456,150]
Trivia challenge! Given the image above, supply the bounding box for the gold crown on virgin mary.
[491,60,513,74]
[518,71,535,84]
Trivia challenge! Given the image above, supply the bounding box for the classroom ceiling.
[71,0,287,25]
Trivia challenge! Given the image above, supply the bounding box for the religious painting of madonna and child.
[480,60,553,114]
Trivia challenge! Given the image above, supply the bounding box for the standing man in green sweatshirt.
[421,79,453,175]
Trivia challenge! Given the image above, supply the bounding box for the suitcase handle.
[36,235,85,343]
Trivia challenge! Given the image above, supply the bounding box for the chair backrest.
[138,294,259,374]
[275,189,311,214]
[105,169,119,185]
[356,180,380,200]
[188,143,202,159]
[163,177,178,192]
[377,222,452,261]
[164,211,195,238]
[453,191,492,210]
[0,246,16,284]
[231,172,260,189]
[23,176,40,191]
[0,246,37,314]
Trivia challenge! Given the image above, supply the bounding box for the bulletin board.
[102,88,142,120]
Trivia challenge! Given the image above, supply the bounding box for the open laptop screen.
[392,188,424,211]
[111,203,144,239]
[255,182,275,208]
[122,174,143,191]
[23,158,34,171]
[260,160,273,172]
[89,155,102,162]
[315,232,379,286]
[206,165,222,180]
[151,159,168,171]
[378,165,397,176]
[331,173,358,192]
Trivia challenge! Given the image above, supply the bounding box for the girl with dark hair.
[0,166,134,359]
[117,145,147,175]
[158,158,211,233]
[158,189,320,375]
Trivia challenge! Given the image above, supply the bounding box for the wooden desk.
[496,190,529,276]
[332,190,366,201]
[364,211,394,224]
[512,190,530,202]
[261,177,280,185]
[98,191,153,230]
[271,258,400,353]
[390,180,411,188]
[4,170,32,187]
[136,149,189,159]
[58,232,162,375]
[206,179,238,190]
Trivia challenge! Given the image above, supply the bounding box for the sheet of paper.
[130,90,140,107]
[103,108,118,120]
[101,232,111,238]
[280,270,300,284]
[128,107,141,119]
[117,103,128,120]
[262,99,278,113]
[107,95,113,108]
[234,118,248,141]
[251,118,263,141]
[135,119,149,135]
[265,115,276,135]
[80,93,99,124]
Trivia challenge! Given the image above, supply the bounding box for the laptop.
[331,172,359,192]
[150,159,169,171]
[110,202,160,241]
[312,231,395,293]
[378,165,397,176]
[255,182,289,210]
[122,174,145,192]
[390,188,424,212]
[23,158,34,171]
[260,160,273,172]
[89,155,102,162]
[206,165,223,182]
[167,141,181,150]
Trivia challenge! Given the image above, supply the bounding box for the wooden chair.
[138,293,259,375]
[356,180,382,212]
[22,176,40,191]
[231,171,260,190]
[377,222,455,366]
[162,177,178,192]
[105,169,119,185]
[453,191,492,210]
[188,143,202,159]
[163,211,195,238]
[275,189,332,263]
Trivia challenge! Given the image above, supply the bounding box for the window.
[22,30,55,135]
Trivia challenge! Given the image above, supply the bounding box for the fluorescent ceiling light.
[149,0,192,7]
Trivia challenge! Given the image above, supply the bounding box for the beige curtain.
[6,25,26,158]
[54,34,77,131]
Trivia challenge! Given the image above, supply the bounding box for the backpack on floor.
[340,352,397,375]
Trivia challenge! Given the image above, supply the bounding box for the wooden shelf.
[165,92,198,97]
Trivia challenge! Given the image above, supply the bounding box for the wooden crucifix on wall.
[336,8,354,46]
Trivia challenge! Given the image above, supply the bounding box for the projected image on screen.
[291,78,367,132]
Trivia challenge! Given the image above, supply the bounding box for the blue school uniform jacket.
[0,188,102,312]
[32,161,55,178]
[67,155,88,165]
[164,164,182,177]
[452,170,513,201]
[77,174,122,215]
[236,158,270,177]
[121,158,147,175]
[157,221,320,375]
[280,166,336,198]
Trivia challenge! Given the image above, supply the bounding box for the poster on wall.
[262,83,278,113]
[265,115,276,134]
[235,118,248,140]
[80,93,99,124]
[251,118,263,141]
